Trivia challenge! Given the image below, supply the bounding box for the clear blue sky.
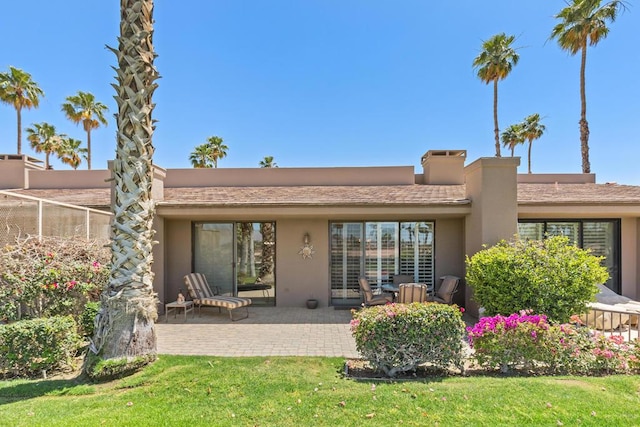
[2,1,638,184]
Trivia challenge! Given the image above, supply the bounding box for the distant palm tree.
[59,137,88,170]
[521,114,546,174]
[501,123,525,157]
[551,0,625,174]
[26,122,66,169]
[0,66,44,155]
[259,156,278,168]
[61,91,108,170]
[473,33,519,157]
[189,143,214,168]
[259,158,276,284]
[206,136,228,168]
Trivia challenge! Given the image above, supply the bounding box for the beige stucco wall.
[274,219,329,307]
[27,169,110,189]
[621,217,639,299]
[464,157,520,314]
[164,166,415,187]
[163,219,192,304]
[434,218,465,306]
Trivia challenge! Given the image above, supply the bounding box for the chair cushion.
[199,296,252,309]
[437,277,458,300]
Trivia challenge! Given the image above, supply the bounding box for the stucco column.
[463,157,520,315]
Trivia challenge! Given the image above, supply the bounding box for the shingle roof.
[161,185,469,207]
[518,183,640,205]
[9,182,640,210]
[8,189,110,209]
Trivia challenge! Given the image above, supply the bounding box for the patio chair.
[358,276,393,306]
[397,283,428,304]
[426,275,460,305]
[183,273,252,321]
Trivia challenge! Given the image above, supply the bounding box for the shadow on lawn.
[0,373,94,404]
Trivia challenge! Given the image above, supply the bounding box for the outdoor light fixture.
[299,232,315,259]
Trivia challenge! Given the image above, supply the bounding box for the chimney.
[421,150,466,185]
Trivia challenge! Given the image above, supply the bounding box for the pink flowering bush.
[0,237,110,321]
[351,303,466,377]
[468,311,640,375]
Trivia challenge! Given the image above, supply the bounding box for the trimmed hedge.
[351,303,466,377]
[0,316,81,378]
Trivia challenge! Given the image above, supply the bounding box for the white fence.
[0,190,112,245]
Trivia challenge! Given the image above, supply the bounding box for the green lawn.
[1,356,639,426]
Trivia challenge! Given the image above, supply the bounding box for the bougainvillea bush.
[466,236,608,323]
[468,312,640,375]
[0,236,110,322]
[351,303,466,377]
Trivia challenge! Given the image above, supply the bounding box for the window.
[330,221,434,304]
[517,220,620,293]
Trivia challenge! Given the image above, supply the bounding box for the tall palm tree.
[58,137,88,170]
[521,114,546,174]
[551,0,624,174]
[0,67,44,155]
[259,155,278,168]
[26,122,66,170]
[189,143,213,168]
[89,0,159,377]
[61,91,108,170]
[473,33,520,157]
[206,136,228,168]
[501,123,525,157]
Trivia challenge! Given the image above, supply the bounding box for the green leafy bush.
[351,303,466,377]
[0,316,81,378]
[0,236,110,322]
[466,236,608,323]
[467,312,640,375]
[80,301,100,337]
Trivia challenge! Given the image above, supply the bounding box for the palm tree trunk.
[493,79,501,157]
[16,108,22,155]
[87,128,92,170]
[579,44,590,174]
[527,141,532,174]
[88,0,159,376]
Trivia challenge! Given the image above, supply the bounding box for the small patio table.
[165,300,194,322]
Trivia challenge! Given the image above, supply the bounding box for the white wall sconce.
[298,232,315,259]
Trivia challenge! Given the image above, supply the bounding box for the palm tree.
[26,122,66,169]
[258,158,276,284]
[473,33,520,157]
[61,91,108,170]
[206,136,228,168]
[58,137,87,170]
[89,0,159,377]
[521,114,546,174]
[551,0,624,174]
[501,123,525,157]
[259,156,278,168]
[0,67,44,155]
[189,143,213,168]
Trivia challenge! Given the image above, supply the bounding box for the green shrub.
[466,236,608,323]
[351,303,466,377]
[80,302,100,337]
[0,316,81,378]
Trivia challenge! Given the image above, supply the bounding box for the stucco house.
[2,150,639,316]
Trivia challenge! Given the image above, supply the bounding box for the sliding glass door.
[330,221,434,305]
[193,222,276,305]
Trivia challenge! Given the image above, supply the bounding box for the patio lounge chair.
[358,276,393,306]
[183,273,252,321]
[426,275,460,305]
[397,283,428,304]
